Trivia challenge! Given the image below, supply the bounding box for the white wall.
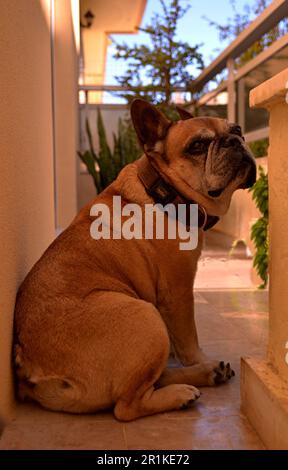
[0,0,79,424]
[54,0,78,229]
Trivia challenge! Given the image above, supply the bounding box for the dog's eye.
[186,139,209,156]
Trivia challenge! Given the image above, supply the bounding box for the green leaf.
[78,150,100,193]
[78,110,142,195]
[250,164,269,289]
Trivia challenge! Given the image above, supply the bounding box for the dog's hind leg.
[114,384,200,421]
[156,361,235,388]
[111,298,201,421]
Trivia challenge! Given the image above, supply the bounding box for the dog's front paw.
[175,384,201,409]
[208,361,235,386]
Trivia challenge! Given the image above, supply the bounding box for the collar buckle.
[147,179,177,205]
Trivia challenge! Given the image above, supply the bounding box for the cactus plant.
[78,110,141,194]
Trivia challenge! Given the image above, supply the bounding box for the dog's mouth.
[237,157,257,189]
[208,188,225,198]
[207,153,257,197]
[243,162,257,188]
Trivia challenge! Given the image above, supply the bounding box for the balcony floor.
[0,232,268,450]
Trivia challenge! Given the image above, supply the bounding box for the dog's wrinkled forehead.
[166,117,242,155]
[192,117,229,134]
[182,117,241,137]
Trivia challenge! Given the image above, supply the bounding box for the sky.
[105,0,259,86]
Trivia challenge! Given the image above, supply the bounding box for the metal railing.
[193,0,288,93]
[78,84,191,105]
[192,0,288,141]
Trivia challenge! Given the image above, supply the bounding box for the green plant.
[249,166,269,289]
[112,0,203,108]
[248,138,269,158]
[78,110,142,194]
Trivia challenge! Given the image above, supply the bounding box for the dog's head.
[131,99,256,216]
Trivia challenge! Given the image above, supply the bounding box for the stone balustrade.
[241,67,288,449]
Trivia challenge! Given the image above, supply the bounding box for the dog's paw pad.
[180,399,195,410]
[178,385,201,410]
[212,361,235,385]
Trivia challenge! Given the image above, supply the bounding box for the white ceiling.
[80,0,147,33]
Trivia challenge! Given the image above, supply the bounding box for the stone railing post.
[241,67,288,449]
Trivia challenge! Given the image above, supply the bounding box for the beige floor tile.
[124,415,264,450]
[195,259,255,289]
[194,292,209,304]
[200,290,268,313]
[12,402,115,424]
[0,417,125,450]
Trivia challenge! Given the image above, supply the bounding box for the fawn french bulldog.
[14,99,256,421]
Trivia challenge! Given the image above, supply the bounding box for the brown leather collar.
[137,157,219,231]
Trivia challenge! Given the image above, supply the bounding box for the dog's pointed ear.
[130,99,171,153]
[176,105,193,120]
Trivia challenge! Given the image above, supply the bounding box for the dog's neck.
[137,155,219,231]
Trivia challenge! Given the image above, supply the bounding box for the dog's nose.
[221,135,242,148]
[229,124,243,137]
[230,136,242,147]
